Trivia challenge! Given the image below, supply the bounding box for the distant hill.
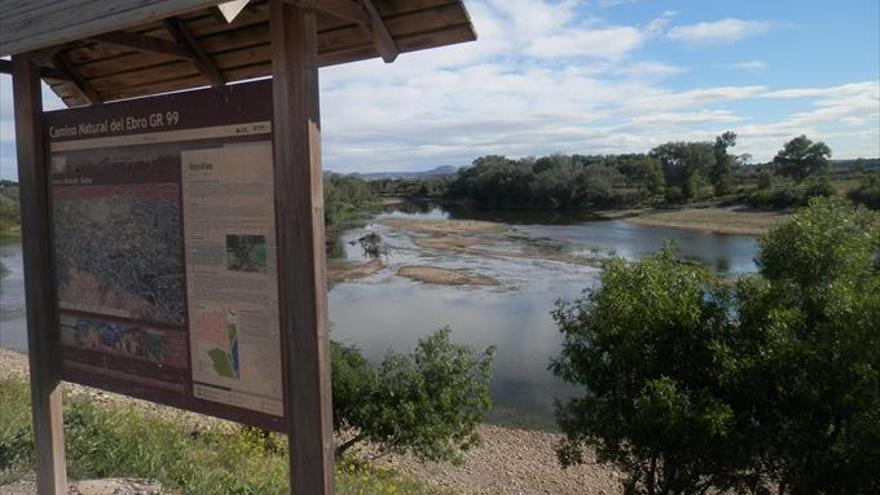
[356,165,459,180]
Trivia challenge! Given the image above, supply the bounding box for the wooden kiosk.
[0,1,476,493]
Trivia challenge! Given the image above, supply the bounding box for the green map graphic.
[208,348,235,378]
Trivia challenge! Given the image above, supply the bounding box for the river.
[0,205,759,428]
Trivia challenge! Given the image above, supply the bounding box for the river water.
[0,206,759,428]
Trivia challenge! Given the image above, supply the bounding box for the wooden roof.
[0,0,476,107]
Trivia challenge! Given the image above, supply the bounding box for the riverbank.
[618,207,788,235]
[0,348,621,494]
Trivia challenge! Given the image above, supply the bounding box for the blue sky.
[1,0,878,177]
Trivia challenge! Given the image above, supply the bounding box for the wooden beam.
[90,31,196,60]
[52,52,103,104]
[286,0,369,26]
[270,1,335,493]
[359,0,398,63]
[285,0,398,63]
[0,58,71,81]
[12,54,69,495]
[163,17,226,87]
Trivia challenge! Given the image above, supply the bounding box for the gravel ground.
[1,478,165,495]
[379,425,622,495]
[1,348,623,494]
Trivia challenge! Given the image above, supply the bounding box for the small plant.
[332,328,495,463]
[354,231,391,260]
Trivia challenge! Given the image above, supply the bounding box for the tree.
[634,158,665,196]
[773,135,831,183]
[650,141,714,202]
[711,131,737,196]
[331,328,495,462]
[743,197,880,494]
[550,246,759,494]
[552,198,880,494]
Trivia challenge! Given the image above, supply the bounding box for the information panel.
[45,80,286,430]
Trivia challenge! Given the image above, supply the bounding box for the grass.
[0,377,448,495]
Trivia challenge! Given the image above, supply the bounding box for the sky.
[1,0,879,177]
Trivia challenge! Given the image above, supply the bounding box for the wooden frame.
[12,54,69,495]
[270,0,336,491]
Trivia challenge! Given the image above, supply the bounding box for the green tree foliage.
[848,173,880,209]
[331,328,495,463]
[743,197,880,493]
[445,154,641,210]
[323,173,379,227]
[773,135,832,183]
[552,198,880,494]
[634,157,666,196]
[711,131,738,196]
[368,176,452,199]
[550,247,758,494]
[649,141,715,202]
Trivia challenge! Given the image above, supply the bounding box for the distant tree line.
[360,134,880,212]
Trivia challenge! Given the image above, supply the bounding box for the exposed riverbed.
[0,204,762,428]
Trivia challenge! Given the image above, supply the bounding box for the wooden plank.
[361,0,399,63]
[90,31,196,59]
[0,59,71,80]
[53,52,104,104]
[270,1,335,493]
[287,0,369,25]
[11,54,69,495]
[25,0,466,71]
[80,1,464,80]
[164,17,227,86]
[51,19,473,103]
[42,1,476,104]
[0,0,224,56]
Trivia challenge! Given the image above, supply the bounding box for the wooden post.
[270,1,335,493]
[12,55,68,495]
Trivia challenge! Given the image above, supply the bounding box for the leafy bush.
[746,178,835,210]
[332,328,495,462]
[848,173,880,209]
[552,198,880,494]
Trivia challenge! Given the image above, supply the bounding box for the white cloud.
[667,18,775,46]
[0,1,877,180]
[728,60,768,72]
[526,25,644,59]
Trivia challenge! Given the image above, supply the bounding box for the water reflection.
[327,204,760,427]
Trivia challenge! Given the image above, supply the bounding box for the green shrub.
[746,179,835,210]
[332,328,495,462]
[552,198,880,494]
[848,174,880,209]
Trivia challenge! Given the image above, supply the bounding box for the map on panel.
[51,152,185,326]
